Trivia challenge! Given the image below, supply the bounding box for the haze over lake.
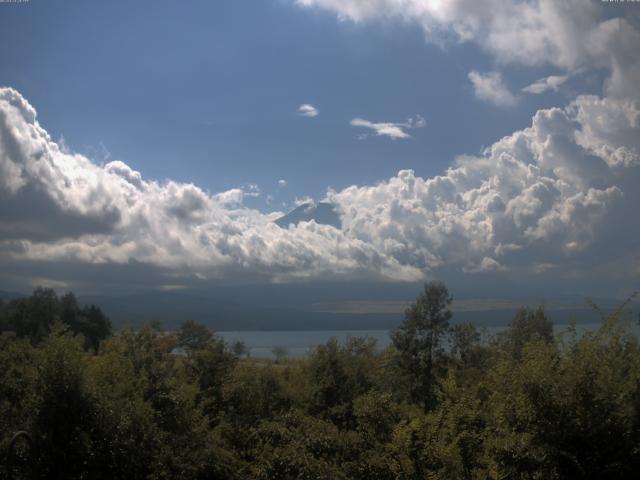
[220,320,640,358]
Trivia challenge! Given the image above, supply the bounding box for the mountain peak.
[275,202,341,229]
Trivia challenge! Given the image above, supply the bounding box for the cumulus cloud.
[329,94,640,286]
[1,87,639,293]
[0,88,419,284]
[296,0,640,100]
[522,74,570,95]
[297,103,319,117]
[468,71,517,107]
[213,188,245,206]
[278,179,288,187]
[350,115,426,140]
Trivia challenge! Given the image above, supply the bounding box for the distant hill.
[3,285,637,332]
[0,290,26,302]
[78,290,400,331]
[275,202,341,229]
[76,288,636,332]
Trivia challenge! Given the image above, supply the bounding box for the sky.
[0,0,639,299]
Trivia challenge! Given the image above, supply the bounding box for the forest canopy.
[1,284,639,479]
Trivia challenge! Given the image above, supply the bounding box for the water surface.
[219,321,639,358]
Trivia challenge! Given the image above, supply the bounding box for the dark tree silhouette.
[391,281,452,411]
[0,288,110,348]
[177,320,214,351]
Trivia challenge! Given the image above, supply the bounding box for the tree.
[2,287,60,343]
[175,322,238,419]
[392,281,452,411]
[60,293,111,351]
[0,333,38,467]
[485,311,640,478]
[177,320,213,351]
[32,325,94,478]
[499,306,553,357]
[0,289,111,350]
[80,304,111,350]
[223,362,290,425]
[307,337,378,428]
[450,322,480,364]
[271,345,289,362]
[232,340,248,358]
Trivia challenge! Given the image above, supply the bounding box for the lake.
[219,321,640,358]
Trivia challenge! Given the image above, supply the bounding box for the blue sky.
[0,0,593,209]
[0,0,638,298]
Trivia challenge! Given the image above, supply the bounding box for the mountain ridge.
[275,202,341,229]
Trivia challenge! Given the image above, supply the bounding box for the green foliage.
[245,410,351,480]
[86,341,160,478]
[182,330,237,417]
[31,326,94,478]
[498,305,553,357]
[60,292,111,351]
[223,362,290,425]
[450,321,481,363]
[485,314,640,479]
[0,284,639,479]
[0,287,111,349]
[306,337,378,428]
[392,281,453,410]
[353,391,401,444]
[0,333,38,466]
[1,287,59,343]
[177,319,214,351]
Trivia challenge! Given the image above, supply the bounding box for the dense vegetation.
[1,283,639,479]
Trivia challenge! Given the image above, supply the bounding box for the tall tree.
[392,281,453,411]
[2,287,60,343]
[500,306,553,357]
[450,321,481,364]
[177,320,214,351]
[60,292,111,350]
[176,321,237,417]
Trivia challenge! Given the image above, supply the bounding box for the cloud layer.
[331,95,640,283]
[1,87,639,293]
[0,88,421,285]
[296,0,640,101]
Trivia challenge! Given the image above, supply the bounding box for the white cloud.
[293,196,314,207]
[297,103,319,117]
[1,87,640,293]
[350,118,410,139]
[468,71,517,107]
[329,94,640,286]
[572,95,640,169]
[278,179,288,187]
[213,184,259,205]
[350,114,426,140]
[0,88,419,284]
[463,257,507,273]
[292,1,639,295]
[522,74,570,94]
[296,0,640,101]
[213,188,245,206]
